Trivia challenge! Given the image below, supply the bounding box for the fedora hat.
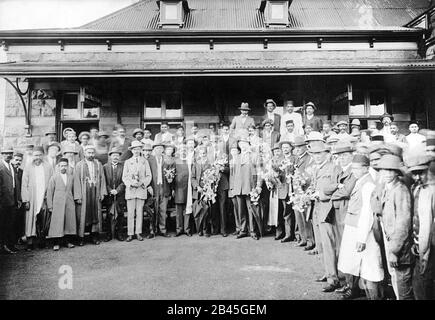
[305,131,324,143]
[98,131,109,138]
[108,147,123,156]
[143,143,153,151]
[83,145,96,152]
[152,142,165,149]
[406,153,432,172]
[1,146,14,153]
[351,119,361,126]
[371,132,384,142]
[264,99,277,109]
[45,128,56,136]
[47,142,61,151]
[271,143,281,151]
[332,142,354,155]
[293,136,307,147]
[132,128,144,137]
[62,146,78,155]
[239,102,251,111]
[380,113,394,122]
[352,154,370,166]
[376,154,403,171]
[128,140,143,150]
[304,102,317,110]
[326,135,339,144]
[308,141,329,153]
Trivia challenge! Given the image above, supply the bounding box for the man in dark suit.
[109,125,132,162]
[174,144,193,237]
[303,102,323,133]
[0,147,20,254]
[147,143,173,237]
[103,147,126,241]
[11,152,24,245]
[263,99,281,133]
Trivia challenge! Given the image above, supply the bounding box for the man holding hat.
[103,147,126,242]
[122,141,152,242]
[407,154,435,299]
[42,128,57,154]
[263,99,281,133]
[281,100,303,137]
[377,154,413,300]
[21,146,53,250]
[0,146,21,254]
[303,102,323,133]
[261,119,280,148]
[74,145,107,246]
[229,102,255,137]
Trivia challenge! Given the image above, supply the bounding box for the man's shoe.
[236,233,248,239]
[251,234,259,240]
[232,231,239,236]
[186,232,192,237]
[205,233,211,238]
[136,235,144,241]
[341,290,358,300]
[93,240,101,245]
[161,233,171,238]
[335,285,350,294]
[175,232,182,237]
[281,237,292,243]
[146,233,155,239]
[66,243,75,249]
[78,239,85,247]
[3,245,16,254]
[295,241,307,247]
[322,283,340,293]
[126,236,133,242]
[104,236,112,242]
[53,245,60,251]
[198,231,204,237]
[304,244,315,251]
[274,234,285,241]
[222,233,228,237]
[307,249,318,255]
[315,276,327,282]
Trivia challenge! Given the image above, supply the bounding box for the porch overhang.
[1,59,435,77]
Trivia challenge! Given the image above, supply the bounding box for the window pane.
[165,94,182,118]
[62,93,79,119]
[164,3,178,20]
[349,91,365,116]
[271,3,284,19]
[145,94,162,118]
[83,107,99,119]
[369,91,385,116]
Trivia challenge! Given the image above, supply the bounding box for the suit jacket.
[109,137,133,162]
[191,159,212,200]
[103,162,126,199]
[303,115,323,132]
[271,155,289,199]
[312,159,335,223]
[230,115,255,133]
[294,152,314,191]
[0,161,17,207]
[147,155,173,197]
[174,157,191,204]
[261,130,280,148]
[232,151,261,196]
[14,166,23,205]
[122,156,152,200]
[381,179,413,265]
[263,113,281,133]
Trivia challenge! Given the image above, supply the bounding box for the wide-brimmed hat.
[279,140,293,148]
[62,146,78,155]
[264,99,277,109]
[62,127,75,139]
[98,131,109,138]
[285,100,295,107]
[406,153,432,172]
[304,102,316,110]
[142,143,153,151]
[262,118,274,127]
[369,152,381,162]
[78,131,90,141]
[308,141,329,153]
[351,119,361,126]
[336,120,348,127]
[45,128,56,136]
[326,135,339,145]
[128,140,143,150]
[83,145,96,152]
[305,131,324,143]
[380,113,394,122]
[271,143,281,151]
[293,136,307,147]
[285,119,294,126]
[132,128,144,137]
[371,132,384,142]
[376,154,403,171]
[47,142,61,151]
[1,146,14,153]
[108,147,123,156]
[239,102,251,111]
[332,142,354,155]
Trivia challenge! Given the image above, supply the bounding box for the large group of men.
[0,98,434,300]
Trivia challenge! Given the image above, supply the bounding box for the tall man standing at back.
[230,103,255,138]
[263,99,281,133]
[74,145,107,246]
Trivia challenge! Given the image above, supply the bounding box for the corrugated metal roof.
[79,0,431,31]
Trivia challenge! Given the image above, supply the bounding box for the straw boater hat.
[62,145,78,155]
[263,99,277,109]
[239,102,251,111]
[47,142,61,151]
[78,131,90,141]
[62,127,75,139]
[132,128,144,138]
[45,127,56,136]
[108,147,123,156]
[304,102,316,111]
[376,154,403,172]
[351,119,361,127]
[406,154,432,172]
[98,131,109,138]
[293,136,307,147]
[285,119,294,126]
[128,140,143,150]
[13,151,23,158]
[326,135,339,145]
[83,145,96,152]
[152,142,165,149]
[371,132,384,142]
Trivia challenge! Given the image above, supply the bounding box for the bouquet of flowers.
[164,167,176,183]
[200,167,220,203]
[214,153,228,173]
[262,161,284,191]
[249,187,262,206]
[287,168,315,213]
[279,158,295,184]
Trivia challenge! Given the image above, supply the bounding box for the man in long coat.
[74,145,107,246]
[46,158,76,251]
[21,146,53,250]
[229,103,255,138]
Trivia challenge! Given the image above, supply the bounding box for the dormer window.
[260,0,292,28]
[157,0,190,29]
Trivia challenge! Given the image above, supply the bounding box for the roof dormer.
[157,0,190,29]
[260,0,292,28]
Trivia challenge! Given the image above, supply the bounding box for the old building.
[0,0,435,146]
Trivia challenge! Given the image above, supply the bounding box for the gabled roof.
[81,0,432,31]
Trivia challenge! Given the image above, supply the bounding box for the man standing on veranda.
[74,145,107,246]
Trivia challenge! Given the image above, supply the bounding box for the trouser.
[126,198,144,236]
[275,199,286,237]
[283,201,295,240]
[0,205,16,247]
[176,204,191,234]
[14,206,25,243]
[215,189,228,234]
[235,195,248,234]
[155,185,169,234]
[312,203,323,254]
[319,221,340,285]
[388,264,414,300]
[345,274,360,296]
[360,278,382,300]
[412,248,435,300]
[334,205,346,249]
[294,205,314,244]
[231,197,239,233]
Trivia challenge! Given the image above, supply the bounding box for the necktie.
[9,163,15,188]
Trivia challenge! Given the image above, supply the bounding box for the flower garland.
[200,154,228,203]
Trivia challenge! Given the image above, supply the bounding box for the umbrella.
[192,199,209,232]
[247,201,263,237]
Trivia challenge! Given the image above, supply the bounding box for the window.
[270,2,285,20]
[262,0,289,27]
[164,2,179,20]
[62,93,80,119]
[158,0,189,28]
[348,89,386,118]
[144,93,183,120]
[60,87,101,121]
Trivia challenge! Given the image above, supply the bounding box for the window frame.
[348,89,386,118]
[159,1,183,26]
[143,91,184,121]
[265,0,289,26]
